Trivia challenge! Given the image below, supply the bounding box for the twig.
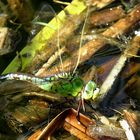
[90,5,125,26]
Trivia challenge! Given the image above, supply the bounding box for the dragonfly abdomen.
[0,73,45,85]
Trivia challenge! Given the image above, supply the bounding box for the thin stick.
[73,6,90,75]
[35,47,66,76]
[53,0,70,6]
[56,14,64,73]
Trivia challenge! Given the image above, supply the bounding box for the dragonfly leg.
[76,107,87,129]
[76,95,87,128]
[76,99,82,117]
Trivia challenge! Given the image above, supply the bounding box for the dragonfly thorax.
[46,75,84,97]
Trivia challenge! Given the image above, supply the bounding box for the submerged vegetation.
[0,0,140,139]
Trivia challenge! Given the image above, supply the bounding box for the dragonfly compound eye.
[82,80,97,100]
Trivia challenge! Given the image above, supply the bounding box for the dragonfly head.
[82,80,99,100]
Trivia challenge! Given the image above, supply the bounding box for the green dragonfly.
[0,72,99,101]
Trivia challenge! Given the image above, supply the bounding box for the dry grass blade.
[28,109,69,140]
[96,35,140,103]
[123,109,140,139]
[119,119,135,140]
[28,108,96,140]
